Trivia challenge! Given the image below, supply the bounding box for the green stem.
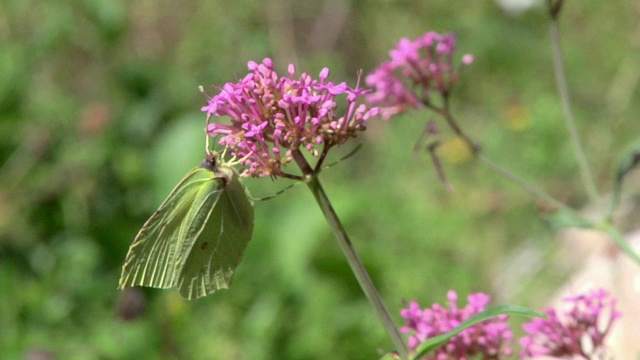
[606,182,622,223]
[433,103,481,154]
[549,19,600,206]
[600,222,640,267]
[293,152,409,359]
[478,154,577,215]
[482,147,640,265]
[481,142,640,267]
[434,103,574,214]
[306,175,409,359]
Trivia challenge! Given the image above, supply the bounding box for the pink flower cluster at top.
[201,58,379,178]
[520,288,620,359]
[366,32,473,120]
[400,290,513,359]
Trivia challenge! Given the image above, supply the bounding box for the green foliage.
[1,0,638,359]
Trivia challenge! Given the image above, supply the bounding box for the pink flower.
[520,288,621,359]
[366,32,473,120]
[202,58,378,178]
[401,290,513,359]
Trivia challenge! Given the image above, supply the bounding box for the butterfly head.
[200,153,218,171]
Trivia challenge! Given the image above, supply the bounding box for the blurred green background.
[1,0,639,359]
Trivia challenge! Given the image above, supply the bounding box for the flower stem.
[600,222,640,267]
[434,106,572,214]
[432,102,481,154]
[478,154,575,214]
[549,19,600,206]
[296,157,409,358]
[481,153,640,267]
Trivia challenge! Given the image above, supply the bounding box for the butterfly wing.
[119,167,224,291]
[177,165,254,299]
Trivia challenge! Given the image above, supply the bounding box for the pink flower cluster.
[202,58,379,178]
[400,290,513,359]
[520,288,620,359]
[403,288,621,359]
[366,32,473,120]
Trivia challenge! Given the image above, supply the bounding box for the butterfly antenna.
[251,181,303,202]
[318,144,363,172]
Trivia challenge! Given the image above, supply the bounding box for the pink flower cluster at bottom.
[520,288,620,359]
[400,290,513,359]
[401,288,620,359]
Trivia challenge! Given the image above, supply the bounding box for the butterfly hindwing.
[177,165,254,299]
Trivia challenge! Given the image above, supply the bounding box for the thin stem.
[315,145,330,171]
[427,142,454,193]
[431,102,481,154]
[549,19,600,206]
[292,150,409,359]
[478,154,576,215]
[606,182,622,223]
[483,151,640,266]
[602,224,640,267]
[431,104,572,214]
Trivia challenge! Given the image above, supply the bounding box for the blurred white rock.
[493,0,541,16]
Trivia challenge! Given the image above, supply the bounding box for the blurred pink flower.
[366,31,473,120]
[520,288,621,359]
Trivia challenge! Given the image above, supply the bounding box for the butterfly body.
[119,154,254,300]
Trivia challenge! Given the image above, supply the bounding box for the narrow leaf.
[545,208,594,231]
[413,305,544,358]
[609,140,640,219]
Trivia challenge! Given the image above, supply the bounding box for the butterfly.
[119,152,254,300]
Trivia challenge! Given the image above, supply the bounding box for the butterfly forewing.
[119,167,224,290]
[119,159,255,300]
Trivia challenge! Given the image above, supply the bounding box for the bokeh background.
[1,0,639,359]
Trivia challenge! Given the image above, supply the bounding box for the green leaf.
[614,140,640,184]
[544,208,594,231]
[609,140,640,219]
[413,305,544,358]
[119,153,254,300]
